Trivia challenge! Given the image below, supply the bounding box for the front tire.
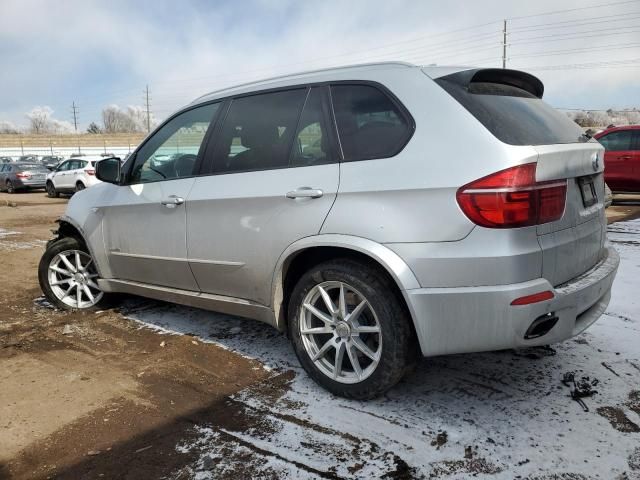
[46,181,59,198]
[38,236,107,310]
[288,259,413,399]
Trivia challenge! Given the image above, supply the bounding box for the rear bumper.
[405,246,619,356]
[13,179,46,189]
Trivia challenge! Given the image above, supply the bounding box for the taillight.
[86,169,95,176]
[456,163,566,228]
[15,172,31,179]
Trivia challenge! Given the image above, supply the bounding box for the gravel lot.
[1,191,639,479]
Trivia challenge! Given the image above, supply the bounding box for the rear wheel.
[38,236,107,310]
[75,181,85,192]
[288,259,413,399]
[6,180,15,194]
[46,181,59,198]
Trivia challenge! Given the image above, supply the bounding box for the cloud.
[0,0,638,127]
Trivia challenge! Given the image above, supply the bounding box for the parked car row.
[0,153,118,171]
[0,154,123,195]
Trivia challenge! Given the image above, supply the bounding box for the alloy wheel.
[299,281,382,384]
[47,249,103,308]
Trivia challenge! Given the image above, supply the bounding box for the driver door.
[100,102,220,290]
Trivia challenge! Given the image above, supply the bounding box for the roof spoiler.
[438,68,544,99]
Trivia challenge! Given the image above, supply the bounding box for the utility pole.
[144,85,151,133]
[71,102,79,133]
[71,102,80,154]
[502,19,507,69]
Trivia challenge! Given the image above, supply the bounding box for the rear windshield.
[435,74,588,146]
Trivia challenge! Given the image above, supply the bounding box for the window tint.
[598,130,635,151]
[290,88,333,167]
[130,102,219,184]
[212,89,307,174]
[331,84,411,161]
[435,74,588,145]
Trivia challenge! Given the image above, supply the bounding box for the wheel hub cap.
[299,280,382,384]
[335,321,351,339]
[48,249,103,309]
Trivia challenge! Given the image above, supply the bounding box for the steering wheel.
[173,154,198,178]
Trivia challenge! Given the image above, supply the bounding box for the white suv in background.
[46,156,107,197]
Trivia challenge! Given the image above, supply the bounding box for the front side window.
[598,130,634,151]
[129,102,219,184]
[331,84,412,161]
[212,89,307,174]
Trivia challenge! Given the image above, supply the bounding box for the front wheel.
[38,236,107,310]
[288,259,413,399]
[46,181,59,198]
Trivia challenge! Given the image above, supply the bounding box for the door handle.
[161,195,185,208]
[286,187,323,199]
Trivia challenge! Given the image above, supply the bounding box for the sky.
[0,0,639,131]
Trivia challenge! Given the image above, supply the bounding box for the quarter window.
[129,102,219,184]
[331,84,411,161]
[598,130,635,151]
[212,89,307,174]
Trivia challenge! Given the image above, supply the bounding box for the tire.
[46,181,59,198]
[6,180,15,194]
[288,258,413,399]
[75,181,85,192]
[38,236,109,310]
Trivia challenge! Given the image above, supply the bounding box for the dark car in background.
[17,155,39,163]
[40,155,65,170]
[0,163,49,193]
[0,156,13,164]
[594,126,640,193]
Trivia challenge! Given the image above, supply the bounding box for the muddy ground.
[1,191,640,480]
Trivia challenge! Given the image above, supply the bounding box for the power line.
[509,11,640,33]
[508,0,640,21]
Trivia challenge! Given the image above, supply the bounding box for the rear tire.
[38,236,109,310]
[288,258,413,400]
[75,181,85,192]
[6,180,15,194]
[46,181,59,198]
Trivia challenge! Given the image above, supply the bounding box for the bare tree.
[102,104,154,133]
[0,120,19,134]
[26,106,53,133]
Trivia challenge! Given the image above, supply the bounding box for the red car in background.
[594,125,640,193]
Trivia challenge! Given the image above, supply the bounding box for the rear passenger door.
[186,86,340,305]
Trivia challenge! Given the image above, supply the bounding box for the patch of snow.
[129,220,640,478]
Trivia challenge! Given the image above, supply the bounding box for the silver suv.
[39,62,619,399]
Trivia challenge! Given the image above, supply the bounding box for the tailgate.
[534,143,607,285]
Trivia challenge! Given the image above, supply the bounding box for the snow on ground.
[127,220,640,479]
[0,228,46,251]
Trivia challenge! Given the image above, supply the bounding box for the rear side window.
[331,84,412,161]
[212,89,307,174]
[435,71,588,146]
[597,130,635,151]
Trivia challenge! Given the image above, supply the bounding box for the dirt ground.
[0,192,281,479]
[1,190,640,480]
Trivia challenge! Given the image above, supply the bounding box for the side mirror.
[95,158,121,184]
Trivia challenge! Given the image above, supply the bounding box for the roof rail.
[191,61,416,104]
